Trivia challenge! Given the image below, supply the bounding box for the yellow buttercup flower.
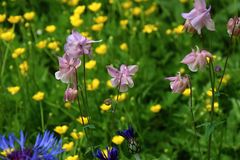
[65,155,79,160]
[0,14,6,23]
[132,7,142,16]
[12,48,26,59]
[36,40,47,49]
[76,116,88,125]
[120,43,128,51]
[143,24,157,33]
[45,25,56,33]
[122,1,132,9]
[165,29,172,35]
[8,15,21,24]
[85,60,96,70]
[112,135,124,145]
[62,142,74,152]
[7,86,20,95]
[114,93,127,102]
[91,23,104,31]
[67,0,79,6]
[206,88,216,97]
[70,130,84,140]
[32,91,44,101]
[206,101,219,112]
[19,61,28,75]
[120,19,128,28]
[64,102,71,109]
[150,104,161,113]
[145,4,157,15]
[0,148,14,157]
[180,0,188,3]
[54,125,68,135]
[70,15,83,27]
[48,41,59,51]
[100,103,111,111]
[95,44,107,55]
[106,80,113,88]
[94,16,108,24]
[23,11,35,21]
[87,79,100,91]
[0,30,15,41]
[182,88,191,97]
[173,25,184,34]
[221,74,231,85]
[74,5,85,15]
[88,2,102,12]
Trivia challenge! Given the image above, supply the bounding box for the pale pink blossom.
[182,0,215,34]
[181,48,212,72]
[64,87,78,102]
[165,73,189,93]
[227,17,240,36]
[64,30,100,58]
[55,54,81,83]
[107,64,138,92]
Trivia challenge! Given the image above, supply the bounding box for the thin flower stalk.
[40,102,45,133]
[188,75,202,156]
[207,60,215,160]
[217,18,239,92]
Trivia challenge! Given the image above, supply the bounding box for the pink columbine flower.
[181,47,212,72]
[64,87,78,102]
[182,0,215,34]
[64,30,100,58]
[55,54,81,83]
[107,64,138,92]
[227,17,240,36]
[165,73,189,93]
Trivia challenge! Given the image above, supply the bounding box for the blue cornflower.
[117,126,140,154]
[117,126,134,141]
[95,147,118,160]
[0,130,63,160]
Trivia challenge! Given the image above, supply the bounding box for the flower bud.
[227,17,240,36]
[64,88,78,102]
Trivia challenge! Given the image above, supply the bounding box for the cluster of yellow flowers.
[12,48,25,59]
[87,78,100,91]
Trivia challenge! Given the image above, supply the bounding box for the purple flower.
[182,0,215,34]
[55,54,81,83]
[227,17,240,36]
[165,73,189,93]
[95,147,118,160]
[106,64,138,92]
[64,87,78,102]
[0,131,63,160]
[64,30,99,58]
[181,47,212,72]
[117,126,135,141]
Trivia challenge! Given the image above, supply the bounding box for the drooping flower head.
[0,131,63,160]
[106,64,138,92]
[227,17,240,36]
[95,147,118,160]
[64,87,78,102]
[55,54,81,84]
[165,73,189,93]
[117,126,140,154]
[181,47,212,72]
[64,30,100,58]
[182,0,215,34]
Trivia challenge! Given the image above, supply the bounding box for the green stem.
[1,42,10,80]
[207,60,215,160]
[188,75,202,156]
[216,18,238,92]
[40,102,45,133]
[83,54,89,111]
[134,153,141,160]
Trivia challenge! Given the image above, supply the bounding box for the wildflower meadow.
[0,0,240,159]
